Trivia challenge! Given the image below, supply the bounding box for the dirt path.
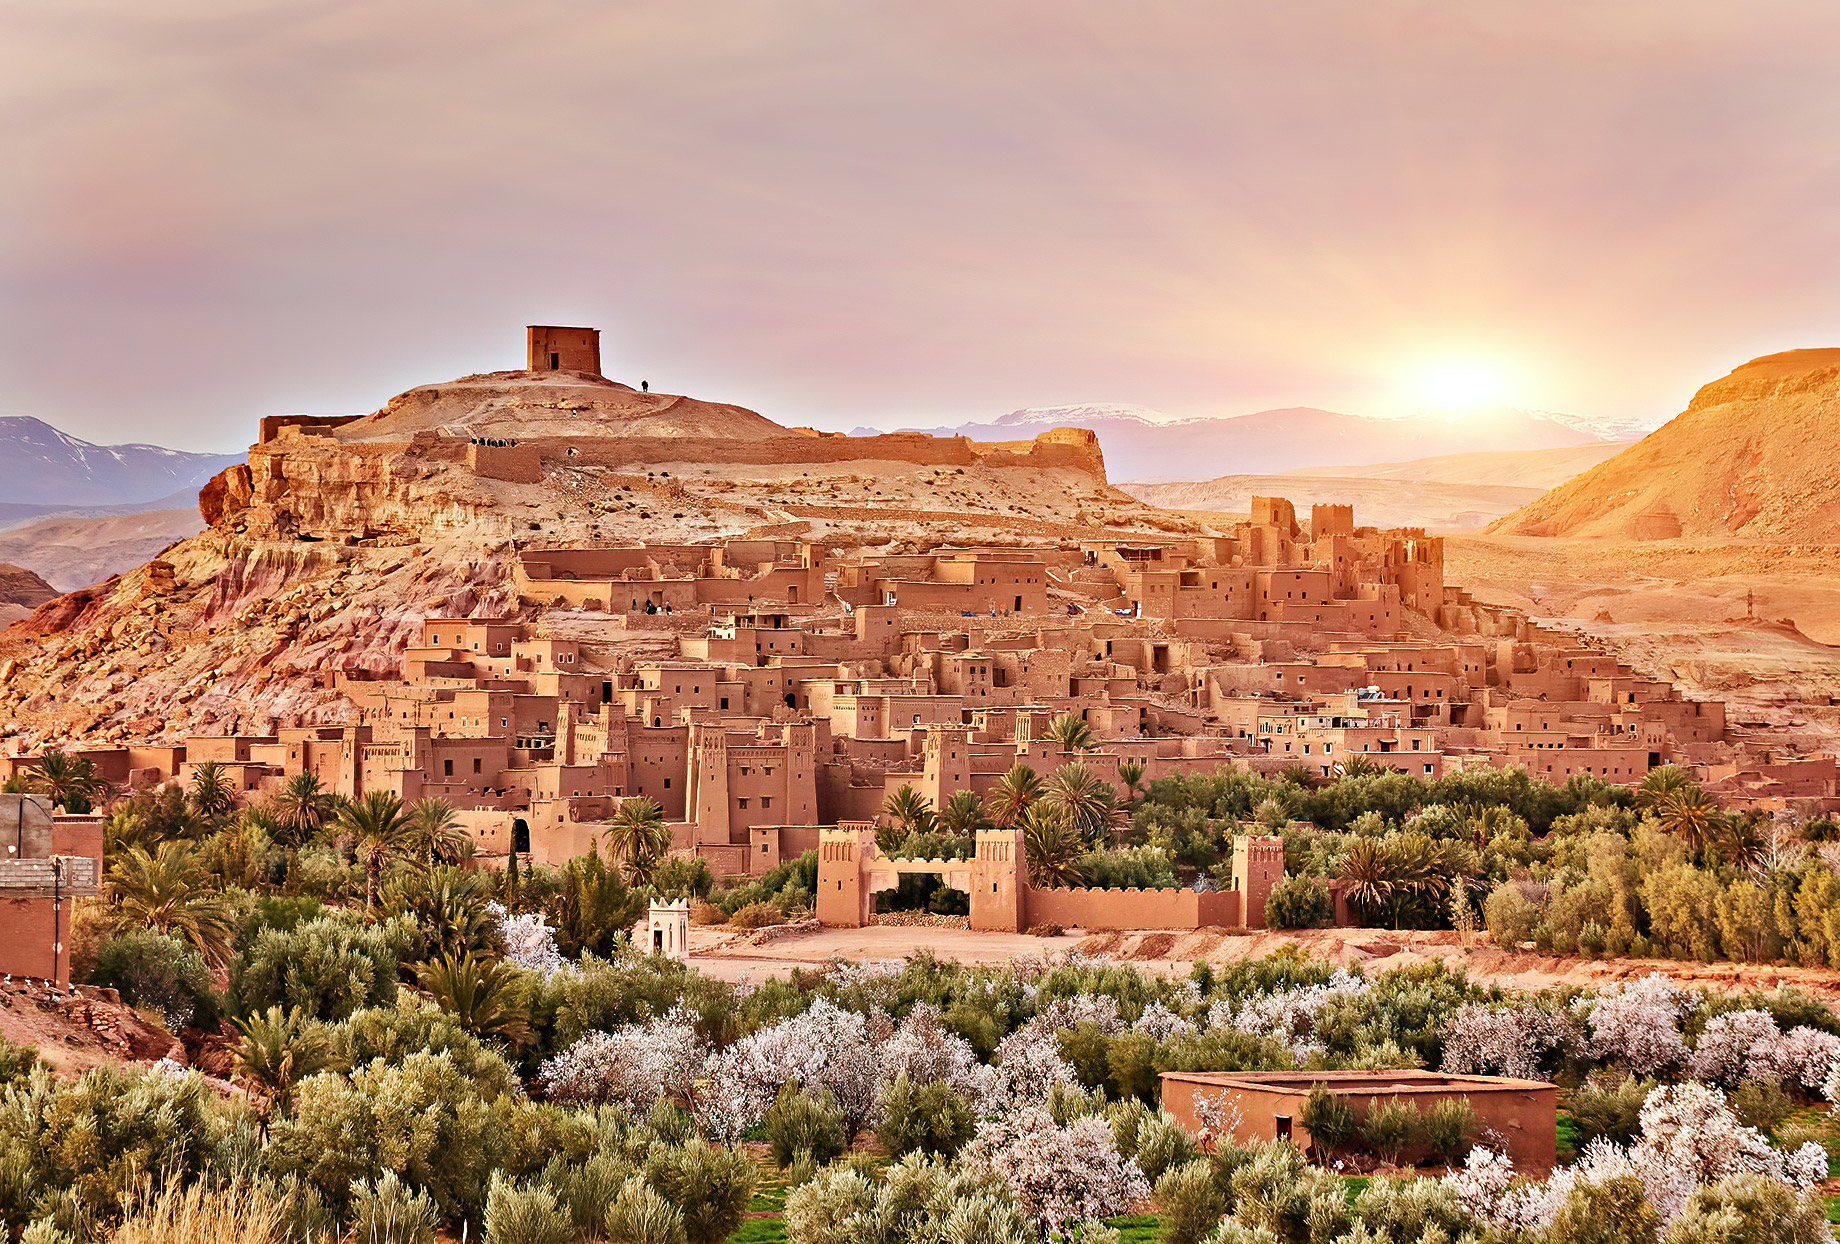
[689,923,1840,1000]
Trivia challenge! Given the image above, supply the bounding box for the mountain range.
[0,417,240,512]
[873,403,1647,482]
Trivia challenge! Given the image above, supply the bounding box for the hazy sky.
[3,1,1838,452]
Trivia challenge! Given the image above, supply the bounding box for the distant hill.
[887,403,1608,482]
[0,508,204,593]
[0,417,239,508]
[1490,349,1840,540]
[1121,443,1630,532]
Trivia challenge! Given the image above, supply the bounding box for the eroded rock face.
[0,370,1167,746]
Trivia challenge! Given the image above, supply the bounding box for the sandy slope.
[0,508,203,592]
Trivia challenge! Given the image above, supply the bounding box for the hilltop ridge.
[1491,349,1840,540]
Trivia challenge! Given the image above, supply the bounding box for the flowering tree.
[488,902,568,977]
[960,1107,1148,1238]
[1575,974,1696,1076]
[1445,1082,1828,1233]
[1209,968,1369,1061]
[879,1004,991,1105]
[538,1011,706,1112]
[1441,1001,1580,1080]
[724,997,892,1140]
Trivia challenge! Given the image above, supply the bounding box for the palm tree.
[417,954,530,1047]
[271,773,339,847]
[188,761,239,825]
[1021,805,1086,888]
[405,797,470,867]
[231,1007,332,1114]
[985,764,1043,830]
[1336,837,1395,926]
[385,865,498,962]
[334,790,414,910]
[1635,765,1697,812]
[1042,763,1125,844]
[108,842,239,966]
[1653,787,1722,859]
[605,796,672,884]
[881,785,936,838]
[1117,761,1146,804]
[24,749,109,813]
[936,789,992,839]
[1045,712,1096,753]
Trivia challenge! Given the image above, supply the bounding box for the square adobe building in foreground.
[1160,1068,1557,1174]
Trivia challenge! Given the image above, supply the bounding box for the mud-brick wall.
[1024,886,1241,930]
[0,896,60,984]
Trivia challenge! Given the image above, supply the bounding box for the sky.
[2,1,1838,453]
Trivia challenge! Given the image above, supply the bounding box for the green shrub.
[1154,1159,1229,1244]
[539,1152,632,1241]
[1358,1098,1421,1167]
[483,1175,570,1244]
[727,901,783,930]
[764,1084,847,1169]
[236,895,328,951]
[1547,1174,1659,1244]
[332,1002,518,1098]
[650,855,714,901]
[1661,1175,1829,1244]
[1263,874,1333,930]
[639,1139,754,1244]
[1133,1114,1198,1183]
[605,1176,685,1244]
[348,1171,439,1244]
[231,916,410,1021]
[1300,1085,1358,1159]
[89,928,218,1029]
[877,1074,975,1158]
[1420,1098,1476,1166]
[0,1036,45,1086]
[1729,1080,1796,1135]
[553,848,643,959]
[1565,1076,1649,1147]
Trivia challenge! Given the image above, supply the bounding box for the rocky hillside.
[1490,349,1840,540]
[0,370,1182,746]
[0,417,238,509]
[0,565,58,630]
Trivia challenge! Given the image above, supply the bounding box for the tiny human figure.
[641,380,649,392]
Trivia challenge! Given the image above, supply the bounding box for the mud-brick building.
[0,794,102,988]
[1159,1069,1557,1174]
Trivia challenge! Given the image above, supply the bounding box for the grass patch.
[1556,1111,1584,1164]
[1105,1213,1161,1243]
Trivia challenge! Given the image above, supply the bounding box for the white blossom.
[879,1004,992,1105]
[538,1011,707,1112]
[1689,1009,1780,1088]
[1747,1024,1840,1092]
[1131,1002,1196,1043]
[1441,1002,1579,1081]
[960,1106,1149,1239]
[1575,974,1696,1076]
[725,996,892,1137]
[1209,968,1368,1060]
[489,902,569,977]
[988,1014,1081,1113]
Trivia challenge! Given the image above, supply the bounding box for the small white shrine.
[645,898,691,962]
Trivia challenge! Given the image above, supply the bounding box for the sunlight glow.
[1410,360,1513,410]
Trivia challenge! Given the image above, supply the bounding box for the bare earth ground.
[689,924,1840,1001]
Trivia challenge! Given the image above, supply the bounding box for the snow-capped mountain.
[1524,408,1660,442]
[0,417,240,511]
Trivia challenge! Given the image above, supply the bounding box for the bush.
[639,1139,754,1244]
[1155,1159,1230,1244]
[348,1172,439,1244]
[231,916,410,1021]
[483,1176,571,1244]
[1300,1085,1358,1159]
[1420,1098,1476,1166]
[728,901,783,930]
[651,855,714,901]
[1729,1080,1796,1135]
[605,1177,685,1244]
[764,1083,847,1168]
[0,1036,45,1086]
[1565,1075,1649,1146]
[1662,1175,1828,1244]
[1263,875,1333,930]
[1358,1098,1421,1167]
[690,901,727,926]
[1026,923,1064,937]
[90,928,218,1029]
[877,1074,975,1158]
[110,1183,288,1244]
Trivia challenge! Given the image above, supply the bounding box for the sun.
[1410,360,1512,410]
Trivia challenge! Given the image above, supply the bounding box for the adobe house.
[1159,1069,1557,1174]
[0,794,103,988]
[527,325,602,376]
